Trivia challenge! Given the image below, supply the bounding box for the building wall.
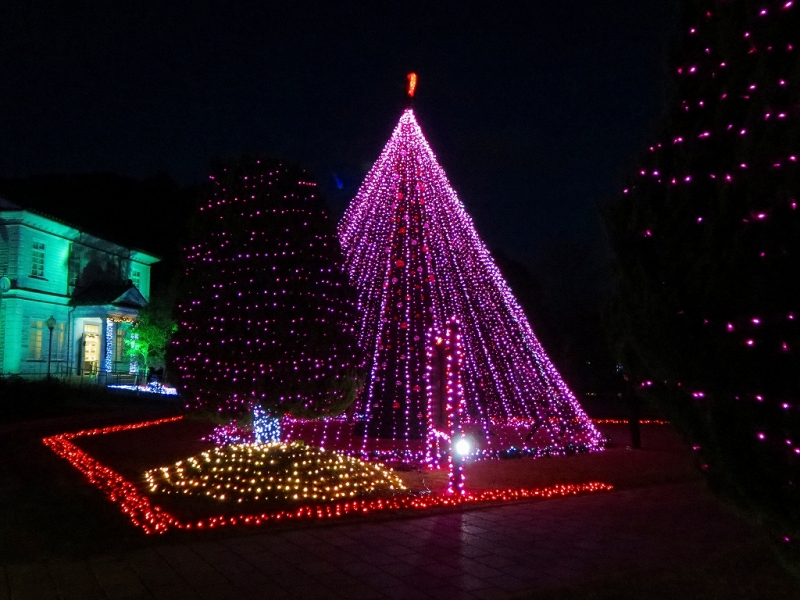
[16,224,71,296]
[130,260,151,301]
[0,222,20,279]
[0,297,22,375]
[0,299,7,376]
[1,210,157,377]
[1,296,71,376]
[0,224,10,275]
[0,222,9,375]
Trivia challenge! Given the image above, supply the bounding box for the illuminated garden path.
[2,480,796,599]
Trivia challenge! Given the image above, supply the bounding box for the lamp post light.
[450,435,469,494]
[46,315,56,380]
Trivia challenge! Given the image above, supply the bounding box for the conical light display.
[337,97,603,458]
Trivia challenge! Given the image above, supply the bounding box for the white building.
[0,198,159,380]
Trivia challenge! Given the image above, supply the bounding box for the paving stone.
[220,538,266,556]
[377,561,419,578]
[5,563,58,600]
[289,582,346,600]
[469,587,507,599]
[332,585,388,600]
[294,559,340,577]
[360,571,404,589]
[194,583,246,600]
[128,558,194,593]
[150,585,199,600]
[309,571,362,589]
[155,547,232,592]
[339,561,385,577]
[90,556,151,597]
[47,559,103,598]
[3,481,796,599]
[359,552,404,567]
[236,550,282,569]
[484,573,529,593]
[472,554,518,569]
[381,584,437,600]
[418,561,463,579]
[455,545,493,560]
[446,573,494,592]
[102,582,155,600]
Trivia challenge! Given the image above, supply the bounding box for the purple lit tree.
[174,158,362,418]
[338,78,602,455]
[606,1,799,551]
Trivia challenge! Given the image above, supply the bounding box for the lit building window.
[52,323,66,361]
[28,320,44,360]
[115,325,127,364]
[82,323,101,375]
[68,248,80,287]
[131,270,141,289]
[31,241,45,278]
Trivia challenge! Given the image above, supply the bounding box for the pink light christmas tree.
[337,76,603,458]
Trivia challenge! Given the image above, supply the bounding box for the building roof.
[70,281,148,308]
[0,196,160,264]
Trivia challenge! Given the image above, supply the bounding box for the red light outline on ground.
[43,416,614,534]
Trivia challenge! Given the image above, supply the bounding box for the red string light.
[591,419,670,425]
[43,416,613,534]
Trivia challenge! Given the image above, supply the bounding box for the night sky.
[1,0,678,262]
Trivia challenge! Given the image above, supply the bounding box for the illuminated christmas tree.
[175,158,362,417]
[337,76,602,456]
[606,2,799,547]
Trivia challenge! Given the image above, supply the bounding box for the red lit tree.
[174,158,362,417]
[338,81,602,456]
[606,1,799,548]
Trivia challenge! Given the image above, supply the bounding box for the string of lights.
[607,1,799,548]
[43,416,613,534]
[335,82,602,458]
[424,318,467,493]
[145,441,406,503]
[591,419,670,425]
[174,158,362,418]
[612,2,799,453]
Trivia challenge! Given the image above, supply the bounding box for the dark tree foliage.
[492,244,619,399]
[174,157,363,418]
[605,0,800,551]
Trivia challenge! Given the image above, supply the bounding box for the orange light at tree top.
[407,72,417,97]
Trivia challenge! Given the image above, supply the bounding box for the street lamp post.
[46,315,56,380]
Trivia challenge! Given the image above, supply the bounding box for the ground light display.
[282,76,603,463]
[41,416,613,534]
[144,442,406,503]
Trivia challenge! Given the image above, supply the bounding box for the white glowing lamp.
[454,437,471,457]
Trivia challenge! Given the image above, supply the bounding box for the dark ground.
[0,391,797,598]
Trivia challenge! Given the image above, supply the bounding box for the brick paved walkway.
[2,480,796,599]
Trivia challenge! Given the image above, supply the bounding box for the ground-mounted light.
[454,437,471,457]
[144,441,406,504]
[43,416,614,534]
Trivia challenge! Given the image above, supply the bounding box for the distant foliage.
[174,157,363,418]
[126,304,177,381]
[605,0,799,551]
